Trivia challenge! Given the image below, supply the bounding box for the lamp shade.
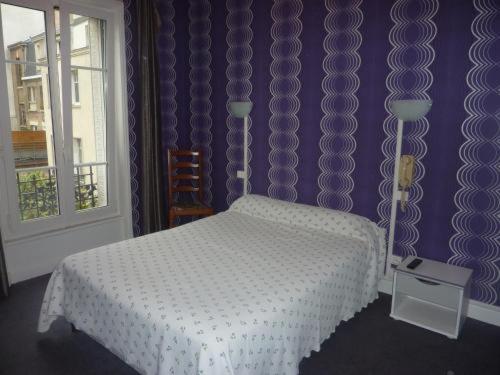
[389,99,432,122]
[229,101,253,118]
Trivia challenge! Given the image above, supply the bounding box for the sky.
[1,3,45,49]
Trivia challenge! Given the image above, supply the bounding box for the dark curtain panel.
[137,0,165,234]
[0,229,8,298]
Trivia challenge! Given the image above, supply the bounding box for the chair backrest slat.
[174,162,199,168]
[171,150,199,157]
[173,174,200,181]
[172,186,200,192]
[167,149,204,205]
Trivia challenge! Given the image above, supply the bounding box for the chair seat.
[170,201,213,215]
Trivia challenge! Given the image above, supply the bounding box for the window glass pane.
[71,68,106,163]
[74,164,107,210]
[71,67,107,210]
[70,14,105,69]
[1,4,59,220]
[1,4,47,63]
[4,57,60,221]
[5,64,56,167]
[65,12,108,211]
[16,168,59,221]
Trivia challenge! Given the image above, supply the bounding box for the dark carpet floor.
[1,275,499,375]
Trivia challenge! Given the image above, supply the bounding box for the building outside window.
[39,86,44,110]
[19,104,26,126]
[71,69,80,104]
[15,63,22,86]
[27,86,36,111]
[73,138,82,164]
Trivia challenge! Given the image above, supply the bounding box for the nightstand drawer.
[396,272,460,309]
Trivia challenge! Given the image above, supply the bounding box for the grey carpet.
[1,274,499,375]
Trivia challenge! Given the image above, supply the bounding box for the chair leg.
[169,213,176,228]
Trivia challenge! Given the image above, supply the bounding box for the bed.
[38,194,386,375]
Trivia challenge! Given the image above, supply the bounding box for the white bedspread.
[39,195,385,375]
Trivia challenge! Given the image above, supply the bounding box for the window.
[70,17,88,50]
[68,12,108,210]
[0,0,122,236]
[71,69,79,104]
[85,23,89,46]
[28,86,36,111]
[15,63,22,86]
[0,3,58,222]
[39,85,44,109]
[19,104,26,125]
[73,138,82,164]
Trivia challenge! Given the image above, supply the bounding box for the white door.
[0,0,132,283]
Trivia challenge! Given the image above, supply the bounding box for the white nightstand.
[390,256,473,339]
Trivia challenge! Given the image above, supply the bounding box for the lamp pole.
[228,101,252,197]
[243,115,249,195]
[384,99,432,275]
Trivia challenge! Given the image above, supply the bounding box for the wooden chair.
[167,149,214,228]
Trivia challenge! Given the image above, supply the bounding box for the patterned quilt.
[38,194,385,375]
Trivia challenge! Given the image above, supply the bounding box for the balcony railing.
[16,166,58,221]
[15,162,105,221]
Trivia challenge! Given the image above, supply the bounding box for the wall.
[4,216,128,283]
[125,0,500,307]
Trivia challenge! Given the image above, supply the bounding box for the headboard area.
[229,194,386,279]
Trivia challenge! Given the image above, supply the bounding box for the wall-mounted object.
[228,101,253,195]
[398,155,415,212]
[386,99,432,274]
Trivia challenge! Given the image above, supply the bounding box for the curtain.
[137,0,165,234]
[0,229,8,298]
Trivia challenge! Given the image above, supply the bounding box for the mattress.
[38,194,385,375]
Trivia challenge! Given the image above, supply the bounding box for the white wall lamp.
[228,101,253,195]
[386,99,432,272]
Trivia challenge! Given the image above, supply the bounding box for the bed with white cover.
[38,194,385,375]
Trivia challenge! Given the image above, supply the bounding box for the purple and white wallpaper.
[226,0,253,206]
[124,0,141,236]
[377,0,438,260]
[125,0,500,307]
[449,0,500,305]
[318,0,362,212]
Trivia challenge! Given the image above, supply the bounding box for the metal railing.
[15,162,105,221]
[16,166,58,221]
[73,162,106,211]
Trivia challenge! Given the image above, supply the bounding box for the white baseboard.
[5,216,128,284]
[378,277,500,327]
[466,299,500,327]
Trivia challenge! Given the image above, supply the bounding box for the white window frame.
[0,0,129,241]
